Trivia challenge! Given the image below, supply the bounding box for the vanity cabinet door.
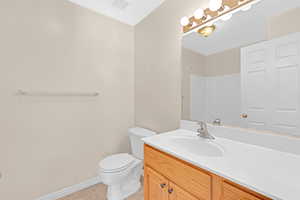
[223,182,265,200]
[144,145,212,200]
[168,182,200,200]
[144,166,169,200]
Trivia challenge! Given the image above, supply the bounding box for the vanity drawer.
[144,145,212,200]
[223,182,268,200]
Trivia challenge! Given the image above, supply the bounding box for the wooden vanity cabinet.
[222,181,266,200]
[168,182,200,200]
[144,167,198,200]
[144,167,169,200]
[144,144,272,200]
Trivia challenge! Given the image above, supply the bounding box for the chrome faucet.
[197,121,215,140]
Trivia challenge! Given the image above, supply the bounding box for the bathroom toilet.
[98,127,156,200]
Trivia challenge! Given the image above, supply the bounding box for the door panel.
[241,44,270,130]
[144,166,168,200]
[269,34,300,136]
[169,182,199,200]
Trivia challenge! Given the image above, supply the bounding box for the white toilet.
[98,127,156,200]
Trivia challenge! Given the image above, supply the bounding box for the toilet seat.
[99,153,136,173]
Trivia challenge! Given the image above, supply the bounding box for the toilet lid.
[99,153,135,172]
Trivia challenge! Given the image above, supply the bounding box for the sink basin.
[170,137,224,157]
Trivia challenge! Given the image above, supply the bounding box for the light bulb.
[194,8,204,19]
[241,4,252,11]
[209,0,222,11]
[221,13,232,21]
[180,16,190,26]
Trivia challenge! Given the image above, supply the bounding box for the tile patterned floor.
[58,184,143,200]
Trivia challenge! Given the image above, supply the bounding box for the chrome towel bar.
[16,90,99,97]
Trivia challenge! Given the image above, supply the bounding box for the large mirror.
[182,0,300,137]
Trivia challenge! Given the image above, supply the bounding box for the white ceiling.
[183,0,300,56]
[67,0,165,25]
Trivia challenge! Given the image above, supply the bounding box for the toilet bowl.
[98,127,156,200]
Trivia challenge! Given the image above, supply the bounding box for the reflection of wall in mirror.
[182,47,241,125]
[191,74,241,127]
[181,48,206,120]
[268,7,300,39]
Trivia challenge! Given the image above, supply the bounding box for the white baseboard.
[35,176,102,200]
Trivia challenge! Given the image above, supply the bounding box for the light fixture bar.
[182,0,261,34]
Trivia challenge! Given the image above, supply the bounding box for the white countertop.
[142,129,300,200]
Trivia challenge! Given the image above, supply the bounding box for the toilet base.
[99,155,143,200]
[107,179,141,200]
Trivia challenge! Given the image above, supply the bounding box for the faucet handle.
[197,121,207,129]
[213,118,221,126]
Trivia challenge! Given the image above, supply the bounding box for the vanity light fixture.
[181,0,262,35]
[209,0,223,11]
[198,25,216,37]
[241,4,252,11]
[180,16,190,26]
[194,8,205,20]
[221,13,232,21]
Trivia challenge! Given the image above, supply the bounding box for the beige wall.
[205,48,240,76]
[0,0,134,200]
[134,0,209,132]
[268,7,300,39]
[181,48,205,119]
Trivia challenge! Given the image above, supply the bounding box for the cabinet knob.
[168,188,174,194]
[241,113,248,118]
[160,183,166,189]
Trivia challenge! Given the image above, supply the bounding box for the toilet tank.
[129,127,156,160]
